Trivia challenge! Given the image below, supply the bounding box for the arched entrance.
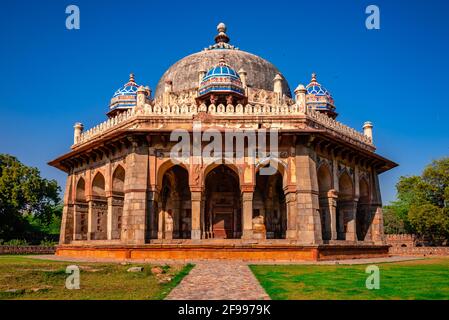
[91,172,107,240]
[204,165,241,239]
[337,171,354,240]
[111,165,125,240]
[159,165,191,239]
[74,177,88,240]
[254,168,287,239]
[317,164,332,241]
[357,178,371,241]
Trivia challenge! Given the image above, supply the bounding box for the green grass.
[250,258,449,300]
[0,255,193,300]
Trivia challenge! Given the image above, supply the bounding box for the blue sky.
[0,0,448,203]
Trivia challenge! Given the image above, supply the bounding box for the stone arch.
[112,165,125,194]
[91,172,107,240]
[159,165,191,239]
[202,161,241,189]
[254,164,287,239]
[157,160,189,189]
[204,164,242,239]
[111,165,125,240]
[357,177,371,241]
[317,163,333,240]
[75,177,86,202]
[339,171,353,199]
[92,172,106,197]
[337,171,355,240]
[255,157,288,188]
[74,177,88,240]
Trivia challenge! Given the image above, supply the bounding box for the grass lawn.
[250,258,449,300]
[0,255,193,300]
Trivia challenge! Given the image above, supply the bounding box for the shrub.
[3,239,29,246]
[39,239,58,246]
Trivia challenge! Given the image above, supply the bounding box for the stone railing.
[75,103,374,150]
[307,108,373,146]
[76,108,137,145]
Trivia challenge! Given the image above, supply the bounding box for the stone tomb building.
[49,23,397,261]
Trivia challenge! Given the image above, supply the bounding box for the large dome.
[155,23,291,98]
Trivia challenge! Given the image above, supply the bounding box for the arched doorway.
[204,165,241,239]
[159,165,191,239]
[254,168,287,239]
[92,172,107,240]
[357,178,371,241]
[111,165,125,240]
[74,177,88,240]
[337,172,354,240]
[317,164,332,240]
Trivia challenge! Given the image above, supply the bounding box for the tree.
[422,158,449,208]
[408,204,449,245]
[0,154,61,240]
[383,206,407,234]
[384,157,449,243]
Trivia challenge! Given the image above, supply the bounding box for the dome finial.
[129,73,136,84]
[215,22,230,44]
[311,72,317,83]
[219,56,226,66]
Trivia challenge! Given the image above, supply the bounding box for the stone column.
[241,190,254,240]
[191,191,202,240]
[345,199,358,242]
[285,191,297,239]
[147,190,159,240]
[201,194,206,239]
[121,137,149,245]
[87,198,94,240]
[172,194,181,239]
[327,190,338,240]
[158,208,165,240]
[295,143,322,244]
[370,171,385,244]
[106,195,113,240]
[60,174,74,244]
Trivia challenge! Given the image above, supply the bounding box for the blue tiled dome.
[109,74,139,113]
[199,58,244,97]
[204,65,239,80]
[305,73,337,117]
[306,73,334,103]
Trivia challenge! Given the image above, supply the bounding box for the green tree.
[383,205,407,234]
[384,157,449,243]
[408,204,449,245]
[0,154,61,240]
[422,158,449,207]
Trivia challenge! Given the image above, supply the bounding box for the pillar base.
[242,229,253,240]
[191,229,201,240]
[286,230,297,239]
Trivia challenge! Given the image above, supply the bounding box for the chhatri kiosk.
[49,23,397,261]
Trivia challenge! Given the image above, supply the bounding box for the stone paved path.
[165,261,270,300]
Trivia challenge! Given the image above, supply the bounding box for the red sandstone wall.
[389,246,449,256]
[0,245,56,255]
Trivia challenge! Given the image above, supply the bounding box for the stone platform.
[56,241,390,262]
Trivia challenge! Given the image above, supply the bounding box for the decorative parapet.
[307,108,374,149]
[74,103,375,151]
